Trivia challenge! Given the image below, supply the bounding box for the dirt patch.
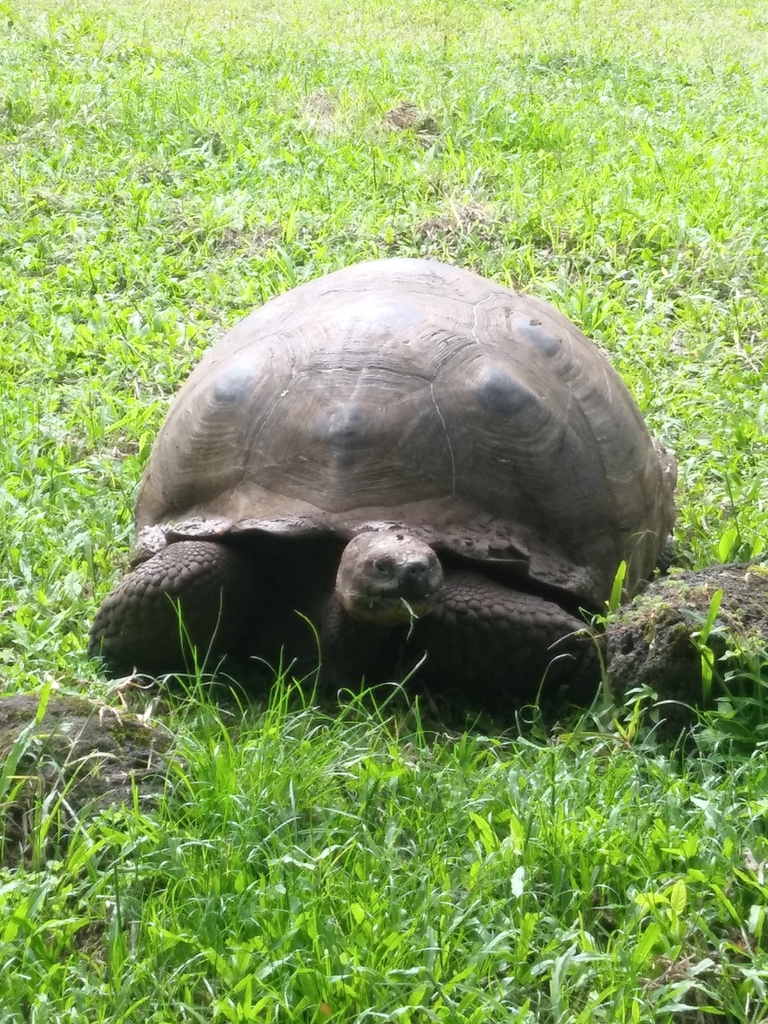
[216,221,282,256]
[384,101,439,144]
[305,90,340,135]
[416,199,495,244]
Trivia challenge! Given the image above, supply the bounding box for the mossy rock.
[0,692,172,863]
[607,562,768,728]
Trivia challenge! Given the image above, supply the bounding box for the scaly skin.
[89,539,599,704]
[88,541,264,676]
[415,569,599,707]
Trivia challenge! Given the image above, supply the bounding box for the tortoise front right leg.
[88,540,263,677]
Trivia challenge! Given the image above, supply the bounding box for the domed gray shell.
[135,258,675,607]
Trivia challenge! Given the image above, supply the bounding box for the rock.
[607,562,768,727]
[0,692,171,864]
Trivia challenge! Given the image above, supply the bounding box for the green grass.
[1,0,768,1018]
[4,687,768,1022]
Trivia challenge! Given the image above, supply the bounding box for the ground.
[1,0,768,1019]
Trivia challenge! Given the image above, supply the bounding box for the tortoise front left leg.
[411,568,602,708]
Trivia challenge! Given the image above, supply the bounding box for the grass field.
[2,0,768,1019]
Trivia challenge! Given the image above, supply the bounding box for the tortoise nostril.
[406,561,429,580]
[372,557,395,577]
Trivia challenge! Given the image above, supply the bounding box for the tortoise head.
[335,531,444,625]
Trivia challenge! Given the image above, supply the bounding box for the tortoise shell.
[135,258,675,608]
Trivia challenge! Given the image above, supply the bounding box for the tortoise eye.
[372,557,395,577]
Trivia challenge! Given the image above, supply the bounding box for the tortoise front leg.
[88,540,263,677]
[412,569,601,708]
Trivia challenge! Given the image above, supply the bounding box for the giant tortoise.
[89,258,676,705]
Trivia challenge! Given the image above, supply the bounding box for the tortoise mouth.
[346,590,440,626]
[335,531,444,626]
